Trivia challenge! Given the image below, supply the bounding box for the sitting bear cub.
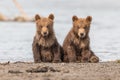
[32,14,62,63]
[63,15,99,63]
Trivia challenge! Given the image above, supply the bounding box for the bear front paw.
[90,56,99,63]
[34,59,42,63]
[69,58,77,62]
[52,59,61,63]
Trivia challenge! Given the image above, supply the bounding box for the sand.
[0,62,120,80]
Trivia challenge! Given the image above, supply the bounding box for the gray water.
[0,0,120,62]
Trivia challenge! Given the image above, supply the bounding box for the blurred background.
[0,0,120,62]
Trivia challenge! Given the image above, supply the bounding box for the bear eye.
[77,26,80,29]
[38,25,42,28]
[46,25,49,28]
[84,26,87,29]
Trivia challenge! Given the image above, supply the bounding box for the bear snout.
[78,29,86,38]
[78,32,86,38]
[41,27,49,37]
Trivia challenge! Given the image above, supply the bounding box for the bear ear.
[72,15,78,22]
[35,14,41,21]
[86,16,92,22]
[48,14,54,20]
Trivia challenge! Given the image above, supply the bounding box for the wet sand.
[0,62,120,80]
[1,0,120,62]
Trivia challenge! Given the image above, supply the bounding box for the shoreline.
[0,62,120,80]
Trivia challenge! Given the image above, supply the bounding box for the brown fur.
[63,15,99,63]
[81,50,99,63]
[32,14,63,63]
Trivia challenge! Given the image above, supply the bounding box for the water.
[0,0,120,62]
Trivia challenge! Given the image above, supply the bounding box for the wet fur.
[63,16,99,63]
[32,14,63,63]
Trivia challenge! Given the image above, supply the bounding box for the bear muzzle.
[41,27,49,37]
[78,29,86,39]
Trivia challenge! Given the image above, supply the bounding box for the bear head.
[72,15,92,39]
[35,14,54,38]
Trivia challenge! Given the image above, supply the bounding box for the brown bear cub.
[32,14,63,63]
[63,15,99,63]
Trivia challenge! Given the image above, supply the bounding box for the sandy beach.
[0,62,120,80]
[0,0,120,80]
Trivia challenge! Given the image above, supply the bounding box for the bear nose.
[43,32,47,35]
[80,33,84,36]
